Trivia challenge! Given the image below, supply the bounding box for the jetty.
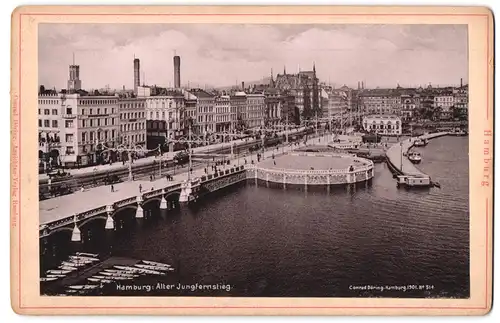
[385,132,449,187]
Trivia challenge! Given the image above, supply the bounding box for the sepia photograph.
[36,22,471,298]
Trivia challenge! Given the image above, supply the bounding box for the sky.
[38,24,468,90]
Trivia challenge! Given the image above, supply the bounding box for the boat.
[46,274,66,278]
[134,264,172,272]
[450,128,468,136]
[40,277,58,282]
[98,272,133,280]
[102,270,139,277]
[61,261,87,268]
[65,259,93,266]
[69,255,99,262]
[58,265,78,272]
[88,277,114,284]
[408,151,422,164]
[47,269,70,275]
[114,265,165,276]
[76,252,99,258]
[396,175,432,188]
[67,285,99,290]
[142,260,172,268]
[413,138,428,147]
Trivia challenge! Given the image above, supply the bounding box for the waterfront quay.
[39,133,336,241]
[386,132,449,177]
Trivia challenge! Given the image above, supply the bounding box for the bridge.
[39,165,247,240]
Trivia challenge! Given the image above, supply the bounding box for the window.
[162,111,165,119]
[97,119,101,126]
[112,130,115,139]
[43,120,50,127]
[82,132,86,143]
[104,130,108,139]
[90,108,93,115]
[65,134,74,143]
[104,118,108,126]
[52,109,58,115]
[90,132,94,141]
[44,109,50,115]
[38,119,42,127]
[97,108,101,114]
[104,108,107,114]
[65,120,73,128]
[111,118,114,125]
[82,109,85,115]
[38,109,41,115]
[156,112,159,119]
[66,107,72,114]
[51,120,58,128]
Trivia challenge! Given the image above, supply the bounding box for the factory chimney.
[133,56,140,94]
[174,55,181,88]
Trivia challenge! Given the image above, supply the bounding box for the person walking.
[139,184,142,193]
[111,184,114,192]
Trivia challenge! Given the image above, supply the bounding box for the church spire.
[313,62,316,73]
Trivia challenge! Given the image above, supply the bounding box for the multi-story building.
[453,85,468,118]
[118,97,147,146]
[38,91,63,169]
[230,92,247,131]
[245,93,265,128]
[264,89,282,126]
[38,91,121,167]
[189,89,216,135]
[359,90,400,116]
[145,89,185,139]
[326,89,348,119]
[274,64,321,120]
[214,95,232,132]
[400,94,420,121]
[183,90,198,131]
[77,94,120,166]
[434,92,454,119]
[362,115,402,135]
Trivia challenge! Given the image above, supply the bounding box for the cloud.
[38,24,468,90]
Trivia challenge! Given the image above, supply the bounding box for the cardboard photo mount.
[10,5,493,316]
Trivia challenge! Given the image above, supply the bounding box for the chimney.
[133,57,140,94]
[241,81,245,90]
[174,55,181,88]
[460,78,463,87]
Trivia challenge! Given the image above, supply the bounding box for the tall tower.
[67,53,82,93]
[134,57,140,94]
[174,55,181,88]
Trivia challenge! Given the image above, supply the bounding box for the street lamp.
[165,124,211,182]
[99,140,156,182]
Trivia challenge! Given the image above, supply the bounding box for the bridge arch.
[79,215,107,228]
[165,191,180,199]
[112,204,138,217]
[49,226,75,236]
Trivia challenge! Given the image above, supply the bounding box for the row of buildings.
[322,81,469,122]
[39,54,467,168]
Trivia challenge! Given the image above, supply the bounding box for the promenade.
[39,127,306,181]
[40,132,329,227]
[385,132,449,177]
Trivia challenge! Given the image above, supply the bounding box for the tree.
[451,106,461,120]
[433,107,443,121]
